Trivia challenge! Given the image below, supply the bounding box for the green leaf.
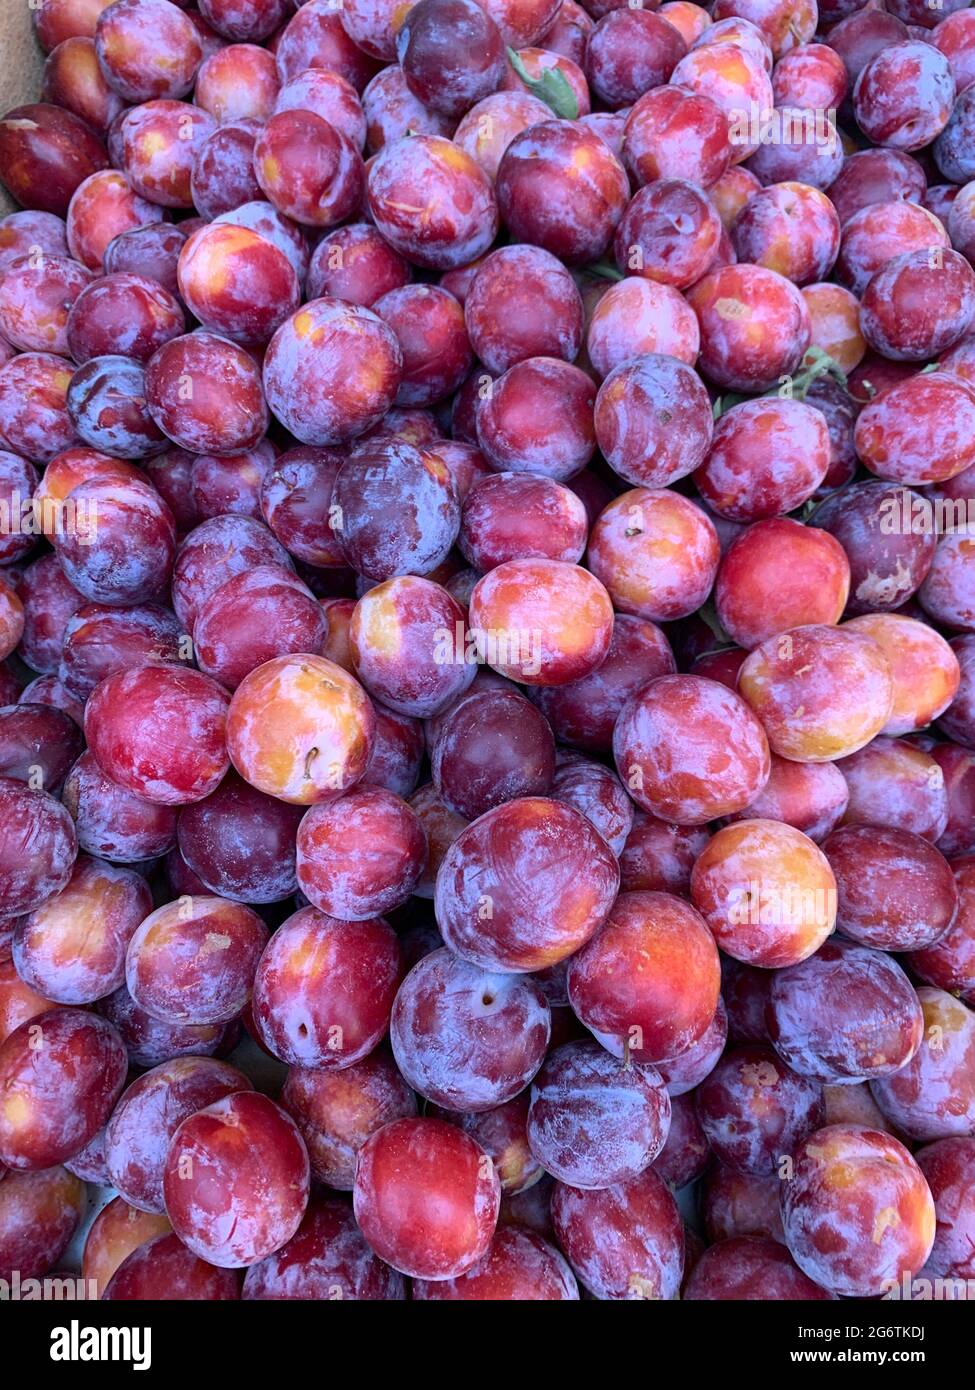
[585,260,625,282]
[697,599,732,648]
[506,47,579,120]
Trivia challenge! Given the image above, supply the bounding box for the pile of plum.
[0,0,974,1303]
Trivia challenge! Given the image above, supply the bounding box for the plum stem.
[711,347,847,419]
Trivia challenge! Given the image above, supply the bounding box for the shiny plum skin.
[413,1225,578,1300]
[453,90,552,182]
[464,246,583,374]
[351,576,475,718]
[353,1116,501,1280]
[95,0,202,102]
[66,170,164,273]
[0,352,78,463]
[263,298,401,447]
[842,614,959,737]
[686,264,810,392]
[0,254,93,357]
[566,889,721,1065]
[915,1137,975,1281]
[781,1125,936,1299]
[766,938,924,1085]
[195,43,280,123]
[296,786,426,920]
[614,179,721,290]
[396,0,505,118]
[810,480,936,615]
[62,751,177,865]
[0,1007,127,1170]
[177,223,300,346]
[837,737,949,843]
[0,103,108,217]
[279,1049,417,1190]
[496,120,628,266]
[533,616,675,756]
[105,1055,252,1213]
[823,824,958,953]
[685,1235,833,1300]
[85,664,230,806]
[854,41,954,153]
[731,183,840,288]
[163,1090,310,1268]
[593,355,713,490]
[0,703,83,791]
[550,755,633,858]
[619,815,709,897]
[306,224,409,307]
[551,1167,684,1301]
[126,895,268,1026]
[432,687,555,821]
[242,1198,406,1300]
[715,519,849,649]
[0,956,56,1046]
[192,565,328,692]
[588,490,719,623]
[870,988,975,1142]
[334,440,460,580]
[0,778,78,917]
[226,654,375,806]
[53,476,176,605]
[103,1231,242,1300]
[587,278,701,379]
[907,859,975,1004]
[623,84,731,191]
[702,1166,784,1245]
[613,675,770,826]
[391,947,550,1112]
[690,819,836,969]
[527,1040,670,1189]
[272,69,366,149]
[185,117,265,222]
[253,110,363,229]
[695,1044,824,1176]
[97,984,227,1069]
[475,357,596,483]
[435,796,620,973]
[251,905,401,1068]
[373,285,471,408]
[653,1091,710,1189]
[861,253,975,363]
[459,472,587,572]
[177,770,303,904]
[738,625,894,764]
[0,1165,85,1281]
[468,560,613,686]
[171,514,293,632]
[367,135,498,270]
[145,332,269,456]
[82,1198,172,1298]
[66,272,184,366]
[12,856,151,1005]
[855,372,975,486]
[695,398,830,523]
